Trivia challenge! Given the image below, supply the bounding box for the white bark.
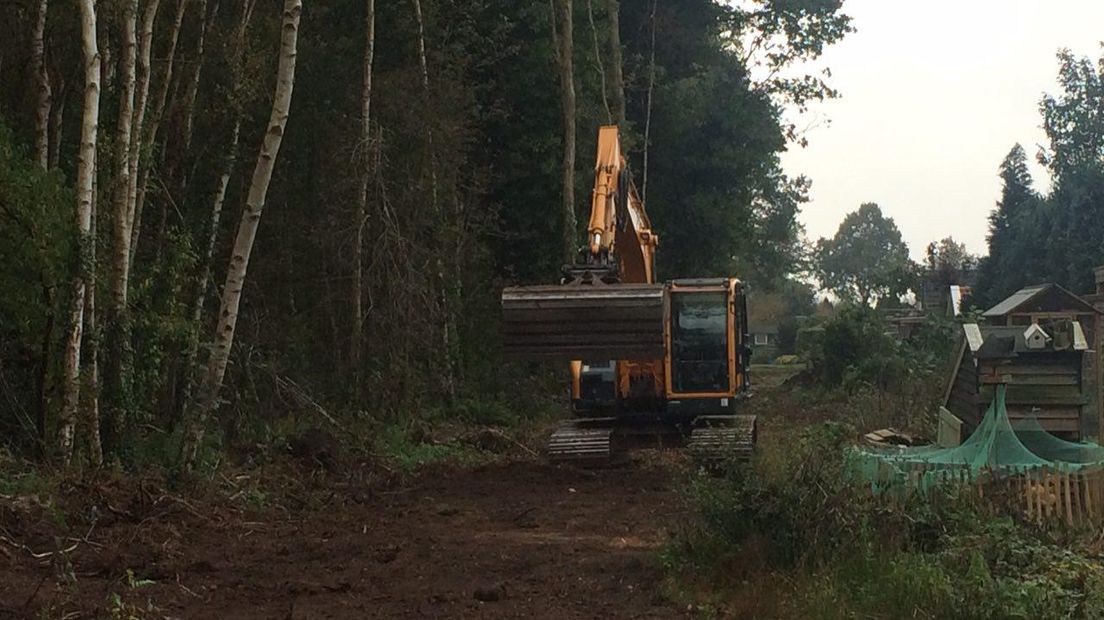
[352,0,375,381]
[122,0,162,272]
[110,0,139,311]
[131,0,187,265]
[181,120,239,417]
[83,172,104,467]
[181,0,302,470]
[31,0,51,169]
[60,0,101,465]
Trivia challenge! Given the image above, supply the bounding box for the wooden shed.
[944,321,1090,439]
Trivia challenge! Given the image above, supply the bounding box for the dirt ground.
[2,459,689,619]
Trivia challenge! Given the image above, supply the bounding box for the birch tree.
[103,0,140,455]
[31,0,51,169]
[59,0,102,464]
[352,0,375,385]
[181,0,303,470]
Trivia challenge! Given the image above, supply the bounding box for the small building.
[944,321,1090,439]
[943,282,1101,440]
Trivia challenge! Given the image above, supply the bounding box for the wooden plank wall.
[978,354,1085,439]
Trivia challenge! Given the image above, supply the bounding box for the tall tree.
[352,0,375,386]
[606,0,625,128]
[974,146,1038,307]
[815,203,914,306]
[553,0,577,263]
[103,0,141,456]
[30,0,50,169]
[181,0,303,470]
[59,0,102,465]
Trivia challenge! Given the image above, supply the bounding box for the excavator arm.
[584,126,658,285]
[502,126,666,361]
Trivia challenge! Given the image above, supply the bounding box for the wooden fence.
[879,462,1104,527]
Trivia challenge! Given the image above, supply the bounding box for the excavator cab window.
[670,292,729,394]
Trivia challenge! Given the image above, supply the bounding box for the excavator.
[501,125,756,463]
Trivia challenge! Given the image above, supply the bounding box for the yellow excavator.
[501,125,756,463]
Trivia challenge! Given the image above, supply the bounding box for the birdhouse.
[1023,324,1051,350]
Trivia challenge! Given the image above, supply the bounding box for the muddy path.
[2,460,689,618]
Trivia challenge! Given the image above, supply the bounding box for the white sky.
[781,0,1104,259]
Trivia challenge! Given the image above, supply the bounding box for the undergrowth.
[664,422,1104,619]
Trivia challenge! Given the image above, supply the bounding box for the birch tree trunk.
[171,0,215,196]
[352,0,375,387]
[606,0,625,128]
[131,0,187,265]
[103,0,140,457]
[411,0,456,400]
[556,0,577,264]
[48,75,66,170]
[179,120,238,424]
[178,0,251,425]
[121,0,162,270]
[31,0,51,169]
[82,172,104,467]
[59,0,102,465]
[181,0,302,470]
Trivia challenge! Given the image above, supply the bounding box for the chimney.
[1097,265,1104,295]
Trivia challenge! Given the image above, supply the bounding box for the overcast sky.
[781,0,1104,260]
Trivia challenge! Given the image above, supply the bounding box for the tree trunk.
[48,74,66,170]
[606,0,625,128]
[82,172,104,467]
[411,0,456,401]
[179,120,239,425]
[31,0,51,169]
[171,0,216,197]
[181,0,302,471]
[556,0,576,264]
[585,0,610,123]
[122,0,162,271]
[131,0,187,266]
[103,0,140,457]
[59,0,102,465]
[352,0,375,388]
[641,0,656,204]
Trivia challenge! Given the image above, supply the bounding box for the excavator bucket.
[500,284,666,360]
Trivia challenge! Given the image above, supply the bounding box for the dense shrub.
[667,421,1104,619]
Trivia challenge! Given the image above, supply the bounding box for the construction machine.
[501,125,756,464]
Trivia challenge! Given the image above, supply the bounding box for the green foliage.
[977,50,1104,305]
[814,203,916,306]
[0,119,75,454]
[798,305,954,395]
[371,423,487,474]
[668,418,1104,619]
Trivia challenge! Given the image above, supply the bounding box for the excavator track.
[546,422,614,463]
[687,415,757,465]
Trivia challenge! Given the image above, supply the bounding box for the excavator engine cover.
[501,284,666,361]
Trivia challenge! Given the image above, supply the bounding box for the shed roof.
[963,323,1088,359]
[982,283,1099,318]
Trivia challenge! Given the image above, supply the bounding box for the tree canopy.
[814,202,914,306]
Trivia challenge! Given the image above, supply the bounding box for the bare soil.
[2,459,689,619]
